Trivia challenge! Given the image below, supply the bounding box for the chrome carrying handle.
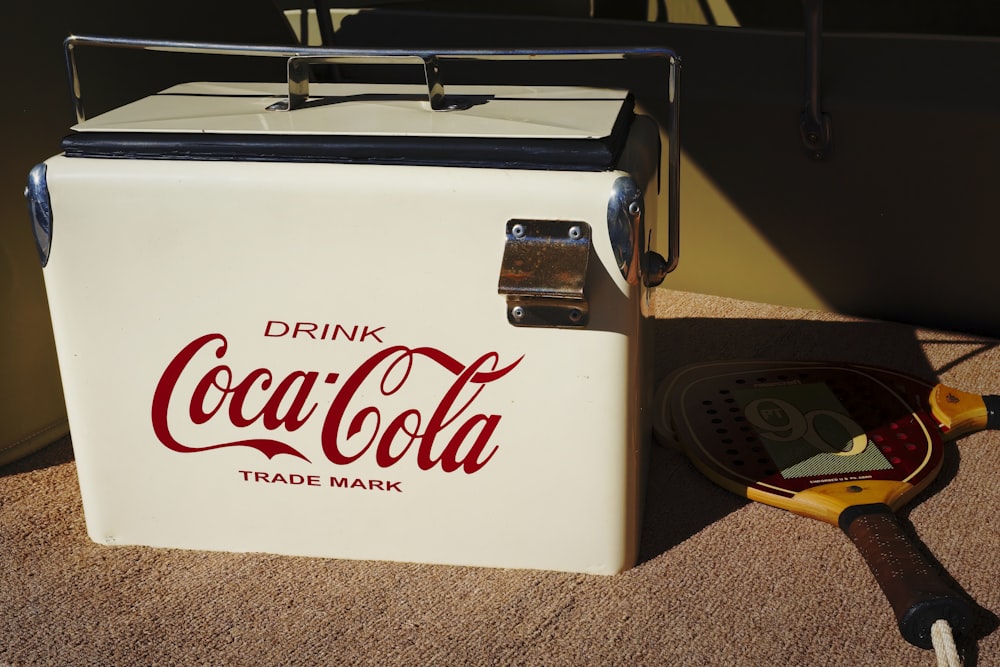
[64,35,679,117]
[62,35,681,275]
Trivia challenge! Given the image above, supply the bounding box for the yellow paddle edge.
[929,383,994,441]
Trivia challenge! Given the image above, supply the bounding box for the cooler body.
[29,67,677,574]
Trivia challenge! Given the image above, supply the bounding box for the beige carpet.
[3,290,999,666]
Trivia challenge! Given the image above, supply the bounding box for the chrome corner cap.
[608,176,643,285]
[25,163,53,267]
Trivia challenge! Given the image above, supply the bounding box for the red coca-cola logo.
[151,333,522,473]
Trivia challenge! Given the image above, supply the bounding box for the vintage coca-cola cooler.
[26,36,680,574]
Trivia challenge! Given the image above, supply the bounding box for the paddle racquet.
[654,360,1000,650]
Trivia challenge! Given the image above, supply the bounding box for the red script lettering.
[150,334,522,473]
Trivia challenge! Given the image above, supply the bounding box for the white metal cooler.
[25,36,680,574]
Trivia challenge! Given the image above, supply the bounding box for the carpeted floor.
[3,289,999,666]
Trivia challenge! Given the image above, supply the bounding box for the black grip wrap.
[839,504,972,649]
[984,394,1000,430]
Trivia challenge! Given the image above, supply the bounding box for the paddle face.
[659,361,942,522]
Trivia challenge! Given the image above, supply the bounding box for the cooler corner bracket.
[24,162,54,268]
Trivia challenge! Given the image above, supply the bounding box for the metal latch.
[498,220,591,328]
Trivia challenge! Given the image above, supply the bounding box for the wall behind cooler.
[327,9,1000,339]
[0,1,295,466]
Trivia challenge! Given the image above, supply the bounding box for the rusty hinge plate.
[498,219,591,328]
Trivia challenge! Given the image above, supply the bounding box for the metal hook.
[800,0,832,160]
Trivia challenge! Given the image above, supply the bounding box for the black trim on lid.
[61,96,636,172]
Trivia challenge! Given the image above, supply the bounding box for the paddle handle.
[839,504,972,649]
[988,394,1000,429]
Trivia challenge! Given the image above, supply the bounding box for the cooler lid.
[62,81,637,171]
[72,81,632,139]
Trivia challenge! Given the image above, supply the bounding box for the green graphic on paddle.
[735,383,893,479]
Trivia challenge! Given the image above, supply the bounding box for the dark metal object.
[801,0,832,159]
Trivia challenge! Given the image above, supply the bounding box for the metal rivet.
[568,309,582,323]
[568,225,582,240]
[511,306,525,320]
[628,201,641,216]
[511,223,526,239]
